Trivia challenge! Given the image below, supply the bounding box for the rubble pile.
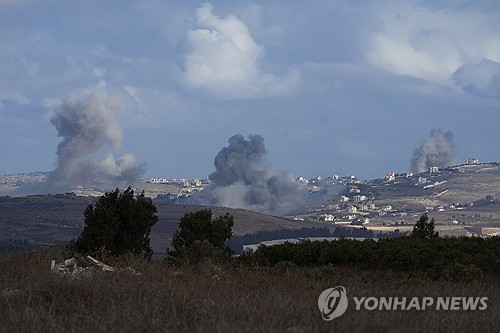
[50,255,141,278]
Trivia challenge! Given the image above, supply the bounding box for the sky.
[1,0,499,181]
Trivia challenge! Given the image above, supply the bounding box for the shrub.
[70,187,158,258]
[169,209,234,263]
[411,213,439,239]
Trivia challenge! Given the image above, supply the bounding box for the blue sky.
[1,0,499,180]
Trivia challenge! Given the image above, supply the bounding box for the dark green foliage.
[411,213,439,239]
[227,226,401,254]
[169,209,234,262]
[72,187,158,258]
[246,236,500,278]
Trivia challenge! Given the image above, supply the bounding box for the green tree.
[72,187,158,258]
[411,213,439,239]
[170,209,234,260]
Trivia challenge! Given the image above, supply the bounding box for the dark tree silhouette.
[411,213,439,239]
[72,187,158,258]
[170,209,234,260]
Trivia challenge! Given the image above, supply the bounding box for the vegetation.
[2,211,500,331]
[70,187,158,258]
[228,226,405,254]
[246,236,500,280]
[168,209,234,263]
[1,251,499,332]
[238,214,498,281]
[411,213,439,239]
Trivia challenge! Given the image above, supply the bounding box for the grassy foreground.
[1,251,499,333]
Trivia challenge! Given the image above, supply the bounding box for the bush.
[70,187,158,258]
[168,209,234,263]
[247,235,500,279]
[411,213,439,239]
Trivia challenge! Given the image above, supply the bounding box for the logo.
[318,286,488,321]
[318,286,348,321]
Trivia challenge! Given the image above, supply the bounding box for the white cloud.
[182,3,300,99]
[366,2,500,90]
[452,59,500,98]
[367,32,461,84]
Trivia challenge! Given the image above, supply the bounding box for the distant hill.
[369,163,500,211]
[2,162,500,251]
[0,194,322,253]
[363,163,500,237]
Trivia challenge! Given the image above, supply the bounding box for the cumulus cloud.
[410,129,456,173]
[452,59,500,98]
[182,3,300,99]
[366,2,500,89]
[367,32,461,84]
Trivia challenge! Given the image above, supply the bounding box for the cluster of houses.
[295,175,380,225]
[304,158,489,226]
[148,158,495,218]
[146,177,209,188]
[316,197,394,226]
[146,177,211,201]
[0,172,47,191]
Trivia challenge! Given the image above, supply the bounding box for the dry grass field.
[1,250,499,333]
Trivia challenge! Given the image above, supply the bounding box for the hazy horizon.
[1,1,499,182]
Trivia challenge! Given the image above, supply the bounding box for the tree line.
[66,188,500,280]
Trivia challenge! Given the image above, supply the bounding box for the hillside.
[0,194,321,253]
[358,163,500,237]
[2,162,500,251]
[369,163,500,211]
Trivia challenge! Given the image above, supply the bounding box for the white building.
[381,205,392,212]
[466,158,479,165]
[385,172,396,182]
[319,214,335,222]
[297,176,309,184]
[347,206,357,213]
[353,195,367,202]
[339,195,350,202]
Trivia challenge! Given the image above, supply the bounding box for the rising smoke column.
[210,134,270,186]
[198,134,307,215]
[410,129,456,173]
[38,90,144,193]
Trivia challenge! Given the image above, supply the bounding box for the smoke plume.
[15,90,145,194]
[410,129,456,173]
[194,134,307,215]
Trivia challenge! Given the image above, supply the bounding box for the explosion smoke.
[14,90,145,195]
[410,129,456,173]
[194,134,307,215]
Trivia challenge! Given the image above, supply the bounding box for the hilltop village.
[2,160,499,238]
[141,160,500,238]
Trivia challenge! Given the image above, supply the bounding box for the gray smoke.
[15,90,145,194]
[410,129,456,173]
[195,134,308,215]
